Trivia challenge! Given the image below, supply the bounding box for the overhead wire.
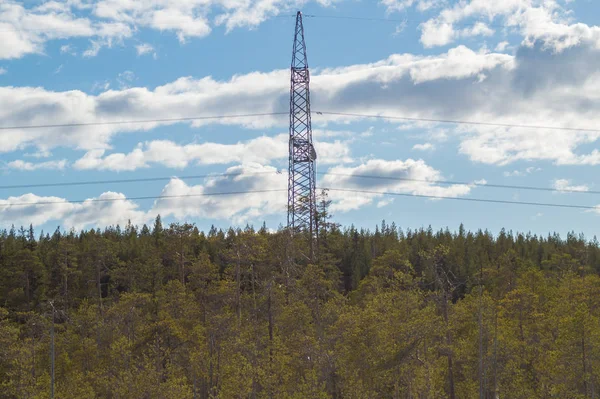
[302,14,574,34]
[0,171,276,190]
[305,14,497,28]
[324,188,599,211]
[303,14,408,23]
[0,13,575,35]
[0,185,597,211]
[313,111,600,133]
[0,12,594,218]
[281,14,566,32]
[0,110,596,133]
[0,189,287,208]
[0,112,289,131]
[0,170,595,196]
[0,26,96,35]
[318,172,597,195]
[0,15,294,35]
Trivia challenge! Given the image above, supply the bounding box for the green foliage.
[0,220,599,397]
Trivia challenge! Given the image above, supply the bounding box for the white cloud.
[381,0,444,13]
[0,191,146,229]
[82,41,102,57]
[0,44,513,155]
[360,127,374,138]
[74,135,286,171]
[420,20,455,47]
[321,159,472,212]
[0,163,290,228]
[151,163,288,225]
[465,22,494,37]
[317,140,354,164]
[90,0,338,42]
[376,198,394,208]
[214,0,337,32]
[0,2,130,60]
[0,67,6,75]
[91,80,110,92]
[394,20,408,36]
[420,21,495,48]
[116,70,136,89]
[313,128,354,139]
[2,36,600,168]
[532,212,543,220]
[0,193,78,227]
[60,44,75,55]
[7,159,67,171]
[73,133,352,171]
[153,9,211,43]
[503,167,541,177]
[416,0,600,53]
[495,41,510,52]
[553,179,590,193]
[24,150,52,158]
[63,192,148,229]
[136,43,154,56]
[0,1,338,60]
[413,142,434,151]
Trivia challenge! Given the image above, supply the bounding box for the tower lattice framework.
[287,11,317,249]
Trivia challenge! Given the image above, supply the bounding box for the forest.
[2,195,600,398]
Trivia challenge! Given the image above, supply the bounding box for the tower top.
[292,9,308,70]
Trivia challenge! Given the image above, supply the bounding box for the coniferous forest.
[2,198,600,398]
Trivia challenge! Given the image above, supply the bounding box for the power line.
[0,170,594,197]
[0,110,596,133]
[313,111,600,133]
[0,26,95,35]
[319,172,597,195]
[303,14,573,33]
[0,14,576,35]
[0,15,296,35]
[0,172,276,190]
[324,188,599,211]
[1,185,596,211]
[0,189,286,208]
[304,14,408,23]
[0,15,298,35]
[0,112,288,131]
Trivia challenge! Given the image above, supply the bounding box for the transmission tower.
[288,11,317,256]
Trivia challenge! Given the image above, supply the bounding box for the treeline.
[1,211,600,398]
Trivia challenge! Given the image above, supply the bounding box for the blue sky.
[1,0,600,238]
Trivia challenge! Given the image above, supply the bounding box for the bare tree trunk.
[155,332,161,387]
[96,259,104,313]
[583,331,589,396]
[443,290,456,399]
[31,335,36,383]
[64,249,70,310]
[268,282,274,399]
[493,304,499,399]
[479,265,485,399]
[236,250,241,324]
[207,333,214,399]
[25,271,31,305]
[180,235,185,287]
[63,273,68,309]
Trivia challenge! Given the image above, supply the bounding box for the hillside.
[1,215,600,398]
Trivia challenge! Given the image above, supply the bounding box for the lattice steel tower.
[288,11,317,249]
